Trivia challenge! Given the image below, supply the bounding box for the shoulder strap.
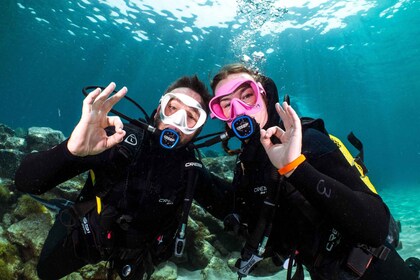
[113,122,147,162]
[261,76,280,128]
[300,117,329,135]
[174,159,204,257]
[329,134,377,194]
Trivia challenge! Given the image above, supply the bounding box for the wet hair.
[210,63,264,93]
[164,75,211,114]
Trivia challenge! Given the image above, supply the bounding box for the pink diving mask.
[209,78,265,123]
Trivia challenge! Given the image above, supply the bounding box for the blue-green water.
[1,0,419,188]
[0,0,419,277]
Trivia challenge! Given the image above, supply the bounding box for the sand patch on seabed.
[381,185,420,260]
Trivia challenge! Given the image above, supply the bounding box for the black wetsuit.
[14,124,204,280]
[195,78,417,280]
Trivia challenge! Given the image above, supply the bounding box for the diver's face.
[155,87,205,146]
[214,73,268,128]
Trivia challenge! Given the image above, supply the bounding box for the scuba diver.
[14,76,212,280]
[198,63,420,280]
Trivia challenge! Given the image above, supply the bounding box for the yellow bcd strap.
[89,169,102,214]
[329,134,378,194]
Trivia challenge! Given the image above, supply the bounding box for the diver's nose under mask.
[209,78,265,124]
[159,92,207,135]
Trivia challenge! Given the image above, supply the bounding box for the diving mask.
[159,92,207,135]
[209,78,265,124]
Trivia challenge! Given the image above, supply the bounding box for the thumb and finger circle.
[107,116,124,132]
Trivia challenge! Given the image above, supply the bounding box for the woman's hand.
[67,82,127,156]
[260,102,302,176]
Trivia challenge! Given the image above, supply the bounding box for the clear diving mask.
[159,92,207,135]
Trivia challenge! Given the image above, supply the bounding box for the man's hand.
[67,82,127,156]
[259,102,302,176]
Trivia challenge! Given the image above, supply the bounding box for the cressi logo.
[254,186,267,194]
[236,122,249,131]
[326,228,341,252]
[124,134,137,146]
[159,198,174,205]
[163,135,175,142]
[185,162,203,168]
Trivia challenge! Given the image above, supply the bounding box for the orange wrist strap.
[278,154,306,175]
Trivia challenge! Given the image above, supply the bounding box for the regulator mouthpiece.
[159,128,180,149]
[231,115,256,140]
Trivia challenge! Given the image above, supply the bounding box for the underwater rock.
[77,262,109,279]
[0,149,25,179]
[0,123,27,179]
[201,256,237,280]
[0,123,15,141]
[189,203,224,234]
[52,175,86,201]
[189,202,244,254]
[20,259,39,280]
[184,217,218,268]
[0,135,26,150]
[0,178,13,204]
[12,194,52,222]
[0,225,21,280]
[0,125,24,151]
[152,261,178,280]
[2,213,13,230]
[6,213,52,257]
[202,155,236,181]
[26,126,65,152]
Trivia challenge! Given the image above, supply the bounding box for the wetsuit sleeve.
[14,140,107,195]
[194,168,235,220]
[287,128,390,247]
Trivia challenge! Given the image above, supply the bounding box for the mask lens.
[160,128,180,149]
[231,115,255,139]
[160,93,207,135]
[210,79,262,122]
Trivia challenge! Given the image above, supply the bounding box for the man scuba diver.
[14,76,211,280]
[197,63,420,280]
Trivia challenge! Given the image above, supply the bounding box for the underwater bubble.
[252,51,265,60]
[242,54,251,62]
